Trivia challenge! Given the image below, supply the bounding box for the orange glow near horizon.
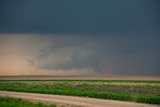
[0,54,95,75]
[0,54,32,75]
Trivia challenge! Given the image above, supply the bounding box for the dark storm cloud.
[33,35,160,75]
[0,0,160,34]
[0,0,160,75]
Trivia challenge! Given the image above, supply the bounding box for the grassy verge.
[0,80,160,104]
[0,96,56,107]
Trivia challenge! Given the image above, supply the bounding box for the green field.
[0,96,56,107]
[0,80,160,104]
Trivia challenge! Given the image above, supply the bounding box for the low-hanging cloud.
[36,35,160,75]
[0,33,160,75]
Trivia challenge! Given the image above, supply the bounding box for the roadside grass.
[0,80,160,104]
[0,96,56,107]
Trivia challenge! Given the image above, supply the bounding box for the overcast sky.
[0,0,160,75]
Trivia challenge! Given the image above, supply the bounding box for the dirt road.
[0,91,159,107]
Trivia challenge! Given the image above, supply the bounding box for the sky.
[0,0,160,75]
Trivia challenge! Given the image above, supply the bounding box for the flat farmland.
[0,79,160,105]
[0,75,160,80]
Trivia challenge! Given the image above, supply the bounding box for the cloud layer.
[0,0,159,34]
[0,34,160,75]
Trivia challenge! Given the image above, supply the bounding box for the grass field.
[0,96,56,107]
[0,80,160,104]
